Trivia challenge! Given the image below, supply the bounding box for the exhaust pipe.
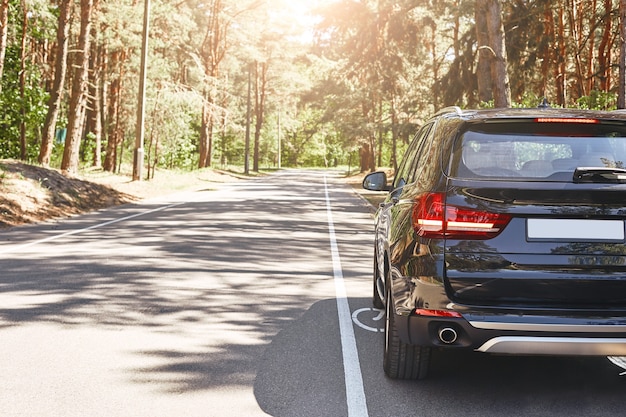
[438,327,458,344]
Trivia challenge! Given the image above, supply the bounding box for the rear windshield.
[453,121,626,181]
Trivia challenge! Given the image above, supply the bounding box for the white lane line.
[324,175,369,417]
[0,203,183,256]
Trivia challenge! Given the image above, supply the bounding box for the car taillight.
[412,192,511,240]
[414,308,462,318]
[535,117,599,124]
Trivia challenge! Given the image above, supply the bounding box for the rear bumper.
[396,312,626,356]
[476,336,626,355]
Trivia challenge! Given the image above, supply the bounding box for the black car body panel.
[444,180,626,307]
[366,107,626,379]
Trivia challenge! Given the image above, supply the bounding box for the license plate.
[527,219,625,242]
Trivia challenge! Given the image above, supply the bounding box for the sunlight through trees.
[2,0,626,176]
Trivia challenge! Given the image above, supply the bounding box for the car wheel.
[383,287,431,380]
[373,249,384,309]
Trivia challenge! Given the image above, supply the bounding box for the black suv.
[363,106,626,380]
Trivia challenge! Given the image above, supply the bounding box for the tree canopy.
[1,0,626,175]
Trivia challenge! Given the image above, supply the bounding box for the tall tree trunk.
[19,0,30,160]
[359,141,374,173]
[86,0,102,168]
[475,0,493,103]
[253,61,267,173]
[199,93,213,168]
[103,82,120,172]
[598,0,612,92]
[429,24,439,110]
[540,2,555,99]
[244,66,251,174]
[453,0,460,59]
[39,0,72,167]
[483,0,511,108]
[103,49,125,172]
[377,100,383,168]
[207,115,214,168]
[62,0,93,175]
[555,3,567,106]
[0,0,9,93]
[198,0,225,169]
[390,97,398,172]
[619,0,626,109]
[585,0,597,96]
[87,45,103,168]
[199,94,207,167]
[567,0,586,98]
[146,88,161,177]
[99,41,108,161]
[368,135,376,172]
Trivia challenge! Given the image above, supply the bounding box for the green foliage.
[481,92,618,111]
[145,87,203,170]
[576,91,617,111]
[215,131,244,168]
[0,46,49,161]
[160,136,197,170]
[26,0,58,41]
[479,92,555,110]
[3,0,626,175]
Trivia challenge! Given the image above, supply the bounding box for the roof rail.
[434,106,462,117]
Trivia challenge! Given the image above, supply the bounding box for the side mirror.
[362,171,390,191]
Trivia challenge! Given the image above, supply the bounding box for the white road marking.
[352,308,385,333]
[0,203,184,256]
[324,175,369,417]
[607,356,626,376]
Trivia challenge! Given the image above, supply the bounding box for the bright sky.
[269,0,329,43]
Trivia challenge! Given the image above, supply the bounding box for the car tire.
[383,287,431,380]
[373,250,384,309]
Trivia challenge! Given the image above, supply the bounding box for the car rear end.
[408,110,626,356]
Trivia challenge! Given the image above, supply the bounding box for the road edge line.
[0,203,183,255]
[324,175,369,417]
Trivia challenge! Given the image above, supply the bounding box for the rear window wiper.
[573,167,626,183]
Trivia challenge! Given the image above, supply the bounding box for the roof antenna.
[538,98,550,109]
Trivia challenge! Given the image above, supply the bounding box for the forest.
[2,0,626,177]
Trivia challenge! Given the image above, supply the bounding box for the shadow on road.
[251,293,626,417]
[0,171,373,403]
[254,298,347,417]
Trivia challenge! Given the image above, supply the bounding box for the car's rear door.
[443,118,626,309]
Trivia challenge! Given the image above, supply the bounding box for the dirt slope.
[0,159,242,228]
[0,160,136,228]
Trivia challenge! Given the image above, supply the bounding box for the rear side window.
[454,121,626,180]
[393,123,434,189]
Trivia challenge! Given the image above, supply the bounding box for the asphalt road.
[0,169,625,417]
